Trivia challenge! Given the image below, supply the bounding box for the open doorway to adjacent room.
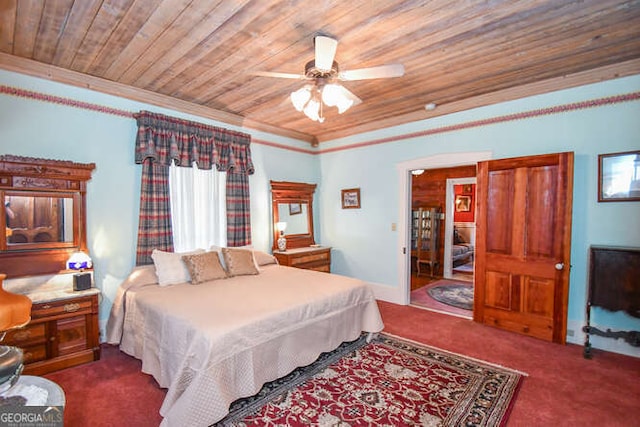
[409,167,476,319]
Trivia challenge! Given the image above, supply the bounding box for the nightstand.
[4,289,100,375]
[273,246,331,272]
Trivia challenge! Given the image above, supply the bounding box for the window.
[169,163,226,252]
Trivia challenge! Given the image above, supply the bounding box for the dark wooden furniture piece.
[0,155,95,278]
[0,155,99,373]
[411,206,441,277]
[4,291,100,375]
[270,181,317,250]
[583,245,640,358]
[273,246,331,273]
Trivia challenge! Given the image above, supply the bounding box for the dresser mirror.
[276,202,309,235]
[0,155,94,278]
[271,181,317,250]
[5,193,75,247]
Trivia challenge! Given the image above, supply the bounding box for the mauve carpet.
[44,301,640,426]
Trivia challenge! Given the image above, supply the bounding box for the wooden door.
[474,152,573,343]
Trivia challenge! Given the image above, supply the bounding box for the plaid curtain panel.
[134,111,254,264]
[135,161,173,265]
[226,171,252,246]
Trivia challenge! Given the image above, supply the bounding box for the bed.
[106,249,383,426]
[452,227,474,266]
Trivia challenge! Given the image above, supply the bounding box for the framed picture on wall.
[598,151,640,202]
[462,184,473,194]
[341,188,361,209]
[455,195,471,212]
[289,203,302,215]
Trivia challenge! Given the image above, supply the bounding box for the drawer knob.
[64,303,81,313]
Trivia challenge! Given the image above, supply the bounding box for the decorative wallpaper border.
[1,84,638,156]
[318,91,640,154]
[0,85,134,118]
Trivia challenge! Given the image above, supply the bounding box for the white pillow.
[151,248,205,286]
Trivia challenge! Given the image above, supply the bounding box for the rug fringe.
[379,332,529,377]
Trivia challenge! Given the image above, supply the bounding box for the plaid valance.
[134,111,254,174]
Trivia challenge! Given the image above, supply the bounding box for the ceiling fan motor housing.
[305,60,339,79]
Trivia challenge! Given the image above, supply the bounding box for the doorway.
[443,178,476,282]
[408,170,477,319]
[396,151,492,307]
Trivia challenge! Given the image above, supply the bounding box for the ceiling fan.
[253,35,405,123]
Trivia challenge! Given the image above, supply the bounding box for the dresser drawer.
[21,344,48,364]
[4,323,46,346]
[274,247,331,272]
[32,299,92,319]
[290,251,329,266]
[307,264,331,273]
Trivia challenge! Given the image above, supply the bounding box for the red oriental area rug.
[215,334,525,426]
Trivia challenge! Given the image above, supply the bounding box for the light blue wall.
[0,69,319,331]
[1,68,638,355]
[318,74,640,355]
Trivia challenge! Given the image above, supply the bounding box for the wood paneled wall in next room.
[411,165,477,276]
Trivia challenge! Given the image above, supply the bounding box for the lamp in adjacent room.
[0,273,32,394]
[276,222,287,251]
[67,251,93,291]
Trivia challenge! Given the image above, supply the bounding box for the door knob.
[555,263,564,271]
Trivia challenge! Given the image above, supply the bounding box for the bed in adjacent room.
[106,248,383,426]
[452,226,474,267]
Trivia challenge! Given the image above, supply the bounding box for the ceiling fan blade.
[251,71,305,79]
[339,63,405,81]
[339,85,363,106]
[315,35,338,72]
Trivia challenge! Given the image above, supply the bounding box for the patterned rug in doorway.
[427,281,474,310]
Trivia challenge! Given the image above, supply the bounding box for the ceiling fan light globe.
[303,98,321,122]
[321,84,342,107]
[290,87,311,111]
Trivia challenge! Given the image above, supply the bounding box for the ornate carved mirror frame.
[0,155,95,278]
[270,181,317,250]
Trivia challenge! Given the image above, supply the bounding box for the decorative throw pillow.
[151,248,205,286]
[181,251,228,284]
[221,247,260,277]
[251,250,278,266]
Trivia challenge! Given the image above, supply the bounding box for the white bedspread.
[107,264,383,426]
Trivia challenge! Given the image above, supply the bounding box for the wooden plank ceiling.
[0,0,639,145]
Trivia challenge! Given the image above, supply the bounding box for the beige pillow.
[182,251,228,284]
[222,247,260,277]
[252,250,278,266]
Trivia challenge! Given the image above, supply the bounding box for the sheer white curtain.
[169,163,226,252]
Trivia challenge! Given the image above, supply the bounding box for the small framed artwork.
[598,151,640,202]
[455,195,471,212]
[341,188,361,209]
[462,184,473,194]
[289,203,302,215]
